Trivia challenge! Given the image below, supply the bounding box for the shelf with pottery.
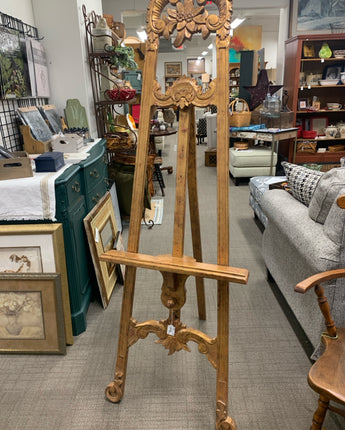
[229,64,240,97]
[284,33,345,164]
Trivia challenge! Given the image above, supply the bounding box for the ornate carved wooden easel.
[100,1,249,428]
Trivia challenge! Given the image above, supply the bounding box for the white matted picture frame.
[0,273,66,354]
[0,224,73,345]
[84,192,119,308]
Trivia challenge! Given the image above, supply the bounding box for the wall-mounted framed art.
[164,62,182,77]
[0,224,73,345]
[0,273,66,354]
[289,0,345,36]
[187,58,205,74]
[84,192,119,308]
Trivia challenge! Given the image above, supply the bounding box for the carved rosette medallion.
[105,371,124,403]
[216,401,237,430]
[146,0,232,51]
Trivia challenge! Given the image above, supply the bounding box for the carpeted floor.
[1,130,344,429]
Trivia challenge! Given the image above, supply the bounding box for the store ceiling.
[122,4,284,56]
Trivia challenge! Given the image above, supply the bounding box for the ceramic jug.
[337,122,345,138]
[325,125,338,138]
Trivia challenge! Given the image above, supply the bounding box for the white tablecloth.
[0,139,100,221]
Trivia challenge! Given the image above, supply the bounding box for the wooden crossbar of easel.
[99,1,249,428]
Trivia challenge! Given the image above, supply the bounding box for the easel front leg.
[187,106,206,320]
[105,266,137,402]
[216,280,236,430]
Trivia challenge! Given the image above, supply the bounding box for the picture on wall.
[297,0,345,32]
[0,28,31,98]
[187,58,205,74]
[164,62,182,77]
[30,39,50,98]
[229,26,262,63]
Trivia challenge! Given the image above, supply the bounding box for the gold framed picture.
[0,224,73,345]
[0,273,66,354]
[84,192,119,308]
[164,62,182,77]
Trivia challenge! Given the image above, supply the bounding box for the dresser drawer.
[83,151,107,189]
[85,178,108,210]
[55,168,83,210]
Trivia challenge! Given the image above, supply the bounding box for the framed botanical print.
[84,192,119,308]
[0,273,66,354]
[0,224,73,345]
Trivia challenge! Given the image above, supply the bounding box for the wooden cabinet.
[55,139,108,335]
[284,34,345,165]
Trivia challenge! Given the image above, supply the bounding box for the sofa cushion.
[324,188,345,245]
[309,167,345,224]
[282,161,323,206]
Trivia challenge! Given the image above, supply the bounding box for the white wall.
[1,0,102,138]
[0,0,35,26]
[31,0,102,137]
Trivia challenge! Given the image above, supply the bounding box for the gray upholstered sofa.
[261,163,345,356]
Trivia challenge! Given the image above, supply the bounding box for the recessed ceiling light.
[201,51,208,56]
[231,17,246,29]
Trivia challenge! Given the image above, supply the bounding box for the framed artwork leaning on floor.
[0,224,73,345]
[0,273,66,354]
[84,192,119,308]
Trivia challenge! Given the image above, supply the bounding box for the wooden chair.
[295,267,345,429]
[100,1,249,428]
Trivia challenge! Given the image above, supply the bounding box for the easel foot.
[105,372,124,403]
[216,402,237,430]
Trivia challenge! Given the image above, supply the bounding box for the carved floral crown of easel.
[146,0,232,49]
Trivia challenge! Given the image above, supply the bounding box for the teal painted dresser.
[55,139,108,335]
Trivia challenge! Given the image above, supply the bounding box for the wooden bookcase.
[229,63,240,97]
[284,34,345,165]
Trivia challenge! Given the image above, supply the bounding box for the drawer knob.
[90,169,99,178]
[72,182,80,193]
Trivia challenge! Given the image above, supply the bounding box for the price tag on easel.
[167,324,175,336]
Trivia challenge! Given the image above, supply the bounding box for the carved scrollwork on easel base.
[153,77,216,108]
[127,317,218,367]
[216,401,237,430]
[105,371,124,403]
